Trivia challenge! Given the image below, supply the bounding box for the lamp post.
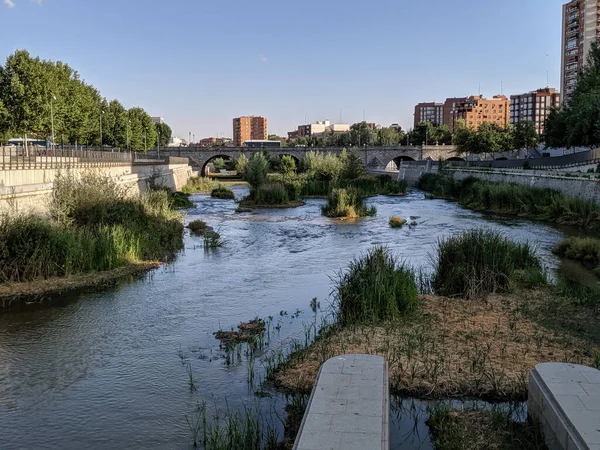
[50,94,56,151]
[143,126,147,152]
[126,120,131,151]
[99,110,104,149]
[157,129,161,158]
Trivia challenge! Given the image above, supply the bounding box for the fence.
[0,146,166,170]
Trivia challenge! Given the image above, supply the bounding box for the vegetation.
[0,50,170,149]
[428,407,546,450]
[554,236,600,269]
[235,154,249,177]
[182,177,220,194]
[211,186,235,200]
[279,155,296,175]
[335,247,418,325]
[433,229,545,299]
[212,158,227,171]
[187,220,209,234]
[289,122,406,148]
[0,173,183,284]
[168,191,194,209]
[252,182,290,206]
[203,231,224,249]
[418,174,600,231]
[245,153,270,190]
[389,216,407,228]
[544,42,600,148]
[321,187,376,218]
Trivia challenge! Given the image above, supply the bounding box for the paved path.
[293,354,389,450]
[529,362,600,449]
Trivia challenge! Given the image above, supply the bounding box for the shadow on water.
[0,185,567,449]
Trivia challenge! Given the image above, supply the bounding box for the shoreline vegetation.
[0,172,186,308]
[272,234,600,405]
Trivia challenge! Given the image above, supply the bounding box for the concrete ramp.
[293,354,389,450]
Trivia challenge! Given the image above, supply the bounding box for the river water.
[0,186,567,449]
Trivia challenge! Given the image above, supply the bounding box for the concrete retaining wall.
[396,165,600,206]
[0,162,196,216]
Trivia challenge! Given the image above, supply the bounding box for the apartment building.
[414,102,444,128]
[510,88,561,135]
[233,116,268,146]
[454,95,511,130]
[443,97,468,132]
[287,120,350,140]
[561,0,600,103]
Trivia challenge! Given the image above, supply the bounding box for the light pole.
[50,94,56,151]
[143,126,147,152]
[157,129,161,158]
[127,120,131,151]
[189,132,191,146]
[99,110,104,149]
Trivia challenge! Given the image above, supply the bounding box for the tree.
[127,107,156,151]
[155,122,172,147]
[350,122,376,147]
[280,155,296,175]
[341,149,365,179]
[245,152,269,189]
[235,153,249,176]
[543,108,568,148]
[213,157,226,171]
[512,121,539,150]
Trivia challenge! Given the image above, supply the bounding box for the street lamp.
[127,119,131,151]
[50,94,56,151]
[99,109,104,149]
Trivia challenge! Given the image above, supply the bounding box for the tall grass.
[335,246,419,325]
[211,186,235,200]
[182,176,220,194]
[321,187,376,218]
[252,182,290,205]
[418,174,600,231]
[0,173,184,284]
[432,229,545,299]
[554,236,600,267]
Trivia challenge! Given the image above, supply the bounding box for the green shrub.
[335,246,419,325]
[213,157,226,171]
[433,229,545,299]
[187,220,208,233]
[211,186,235,200]
[280,155,296,175]
[204,230,224,248]
[389,216,406,228]
[235,154,249,177]
[553,237,600,266]
[182,176,220,194]
[168,191,194,209]
[253,182,289,205]
[321,187,376,218]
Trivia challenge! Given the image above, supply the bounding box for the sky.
[1,0,566,140]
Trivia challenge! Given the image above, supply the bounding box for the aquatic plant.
[211,186,235,200]
[335,246,419,325]
[321,187,376,218]
[432,229,545,299]
[389,216,407,228]
[204,230,224,249]
[553,236,600,268]
[252,182,289,205]
[181,176,220,194]
[245,152,269,190]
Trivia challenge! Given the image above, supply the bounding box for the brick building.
[414,103,444,128]
[510,88,561,135]
[233,116,268,146]
[453,95,510,130]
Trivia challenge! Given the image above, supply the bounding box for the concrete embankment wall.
[395,166,600,206]
[0,160,196,216]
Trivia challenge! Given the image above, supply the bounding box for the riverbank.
[0,261,163,308]
[274,291,600,401]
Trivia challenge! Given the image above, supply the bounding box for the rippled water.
[0,186,567,449]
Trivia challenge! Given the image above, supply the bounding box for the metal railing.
[0,146,166,170]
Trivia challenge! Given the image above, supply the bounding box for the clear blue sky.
[1,0,565,139]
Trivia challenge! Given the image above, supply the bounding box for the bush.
[553,237,600,266]
[168,191,194,209]
[321,187,376,218]
[335,246,419,325]
[235,154,249,177]
[187,220,208,233]
[182,176,220,194]
[433,229,544,299]
[204,230,224,249]
[253,182,289,205]
[213,157,226,171]
[211,186,235,200]
[389,216,406,228]
[280,155,296,175]
[245,152,269,189]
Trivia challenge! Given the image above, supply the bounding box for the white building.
[168,137,188,147]
[151,117,165,125]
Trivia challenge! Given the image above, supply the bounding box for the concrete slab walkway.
[293,354,389,450]
[529,362,600,449]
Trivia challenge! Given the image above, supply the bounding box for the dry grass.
[275,295,600,401]
[0,262,162,308]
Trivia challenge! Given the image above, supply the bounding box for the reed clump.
[335,246,419,325]
[432,229,545,299]
[389,216,407,228]
[211,186,235,200]
[553,236,600,268]
[0,172,183,284]
[321,187,376,218]
[418,173,600,231]
[182,176,220,194]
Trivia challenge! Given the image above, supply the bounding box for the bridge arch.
[201,154,234,176]
[445,156,466,162]
[386,155,416,171]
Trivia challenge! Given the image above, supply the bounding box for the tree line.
[0,50,172,151]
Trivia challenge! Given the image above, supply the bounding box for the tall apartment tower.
[233,116,268,146]
[413,103,444,127]
[454,95,511,130]
[510,88,561,135]
[561,0,600,104]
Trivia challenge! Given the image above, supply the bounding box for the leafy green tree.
[280,155,296,175]
[235,153,249,176]
[512,121,539,149]
[127,107,156,151]
[213,157,226,171]
[341,149,365,179]
[350,122,376,146]
[155,122,172,147]
[245,152,269,189]
[543,108,568,148]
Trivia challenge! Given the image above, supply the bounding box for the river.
[0,185,567,449]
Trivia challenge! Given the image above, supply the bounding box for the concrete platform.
[529,363,600,450]
[293,354,389,450]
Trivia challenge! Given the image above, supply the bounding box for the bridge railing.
[0,146,168,170]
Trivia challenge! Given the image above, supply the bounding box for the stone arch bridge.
[147,146,460,175]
